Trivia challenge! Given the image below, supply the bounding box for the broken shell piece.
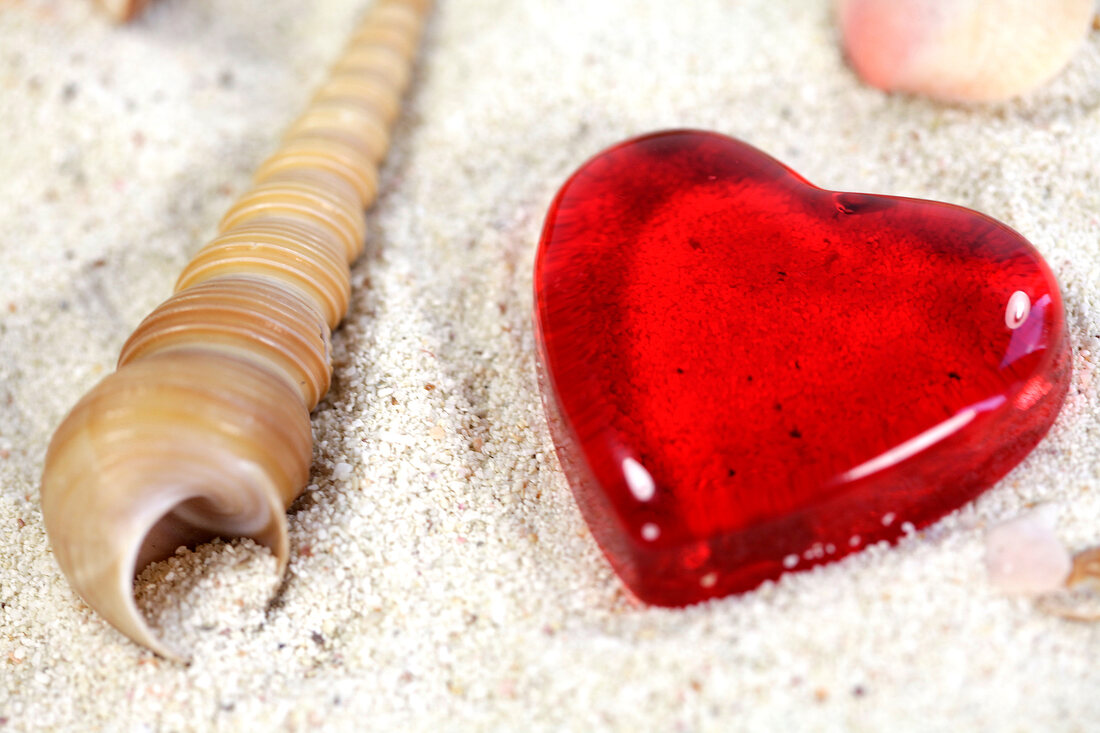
[1035,547,1100,621]
[836,0,1095,101]
[1066,546,1100,588]
[985,509,1071,594]
[96,0,150,22]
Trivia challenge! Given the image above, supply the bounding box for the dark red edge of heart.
[533,129,1073,606]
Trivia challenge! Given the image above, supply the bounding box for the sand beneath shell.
[2,0,1100,729]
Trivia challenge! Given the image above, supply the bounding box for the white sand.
[2,0,1100,729]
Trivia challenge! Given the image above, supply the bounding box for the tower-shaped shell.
[40,0,432,660]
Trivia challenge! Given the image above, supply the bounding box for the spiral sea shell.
[40,0,431,660]
[836,0,1095,102]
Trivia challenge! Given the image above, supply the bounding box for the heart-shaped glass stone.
[534,130,1071,606]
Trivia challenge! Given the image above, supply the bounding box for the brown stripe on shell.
[120,277,333,408]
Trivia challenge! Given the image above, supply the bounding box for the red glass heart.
[534,130,1071,606]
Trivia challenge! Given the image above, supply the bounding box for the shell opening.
[41,351,309,660]
[120,483,289,662]
[135,490,287,572]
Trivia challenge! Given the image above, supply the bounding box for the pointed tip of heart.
[836,0,1095,102]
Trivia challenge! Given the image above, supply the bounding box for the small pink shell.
[836,0,1095,101]
[985,509,1071,595]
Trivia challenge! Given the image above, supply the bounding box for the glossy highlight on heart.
[534,130,1071,606]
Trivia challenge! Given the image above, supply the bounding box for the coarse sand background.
[2,0,1100,729]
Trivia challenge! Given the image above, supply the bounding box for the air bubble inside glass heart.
[534,130,1070,606]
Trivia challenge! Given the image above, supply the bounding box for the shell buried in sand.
[836,0,1095,101]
